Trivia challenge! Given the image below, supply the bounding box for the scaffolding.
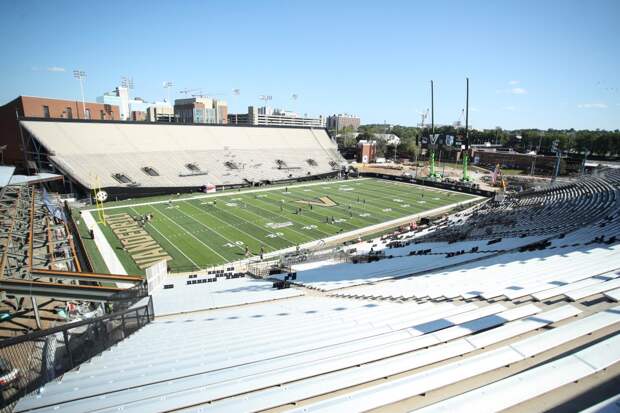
[0,181,141,337]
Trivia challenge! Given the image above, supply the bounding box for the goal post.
[91,176,107,226]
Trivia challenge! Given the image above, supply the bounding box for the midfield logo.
[295,196,337,207]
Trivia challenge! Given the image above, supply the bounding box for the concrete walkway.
[82,210,128,278]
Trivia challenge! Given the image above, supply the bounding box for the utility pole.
[232,89,240,124]
[428,80,438,179]
[462,77,470,182]
[431,80,434,137]
[163,81,174,123]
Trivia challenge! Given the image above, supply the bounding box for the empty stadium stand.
[20,119,344,197]
[11,169,620,412]
[292,168,620,291]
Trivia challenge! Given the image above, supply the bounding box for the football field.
[85,178,478,274]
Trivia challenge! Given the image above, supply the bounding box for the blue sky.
[0,0,618,130]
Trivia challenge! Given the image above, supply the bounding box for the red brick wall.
[20,96,118,120]
[357,143,376,163]
[0,96,120,170]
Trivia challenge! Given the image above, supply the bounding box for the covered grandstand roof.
[0,165,15,187]
[9,172,63,185]
[0,165,63,187]
[20,119,342,191]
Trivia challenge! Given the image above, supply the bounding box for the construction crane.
[453,108,465,128]
[179,88,201,96]
[179,88,226,98]
[417,108,429,128]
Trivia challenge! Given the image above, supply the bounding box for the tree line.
[335,125,620,160]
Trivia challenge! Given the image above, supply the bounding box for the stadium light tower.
[163,81,174,103]
[232,89,240,124]
[259,95,272,108]
[259,95,272,123]
[121,76,135,95]
[291,93,298,107]
[73,70,87,119]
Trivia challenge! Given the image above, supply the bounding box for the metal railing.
[0,296,154,412]
[108,281,149,312]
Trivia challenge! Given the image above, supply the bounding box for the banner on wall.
[202,183,216,193]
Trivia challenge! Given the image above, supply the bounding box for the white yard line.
[129,207,201,270]
[170,195,485,275]
[262,195,486,258]
[180,201,280,250]
[81,210,129,279]
[83,178,372,212]
[246,195,330,239]
[147,205,229,261]
[83,178,484,275]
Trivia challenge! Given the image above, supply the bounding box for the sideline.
[82,210,129,279]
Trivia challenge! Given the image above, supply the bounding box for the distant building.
[147,101,175,122]
[174,97,228,124]
[228,106,325,128]
[97,87,150,121]
[0,96,119,170]
[213,100,228,125]
[356,140,377,164]
[373,133,400,146]
[327,114,360,131]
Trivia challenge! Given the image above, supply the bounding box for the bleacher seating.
[291,168,620,292]
[16,296,620,412]
[13,169,620,412]
[21,120,344,192]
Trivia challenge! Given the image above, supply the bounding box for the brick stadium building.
[357,140,377,164]
[0,96,119,170]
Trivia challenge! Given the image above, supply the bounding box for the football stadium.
[3,0,620,410]
[0,114,619,413]
[83,178,477,273]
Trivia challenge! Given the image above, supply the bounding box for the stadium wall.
[78,170,340,200]
[359,172,495,197]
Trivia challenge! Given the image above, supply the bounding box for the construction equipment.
[491,163,507,190]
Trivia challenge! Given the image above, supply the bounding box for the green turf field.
[83,178,477,274]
